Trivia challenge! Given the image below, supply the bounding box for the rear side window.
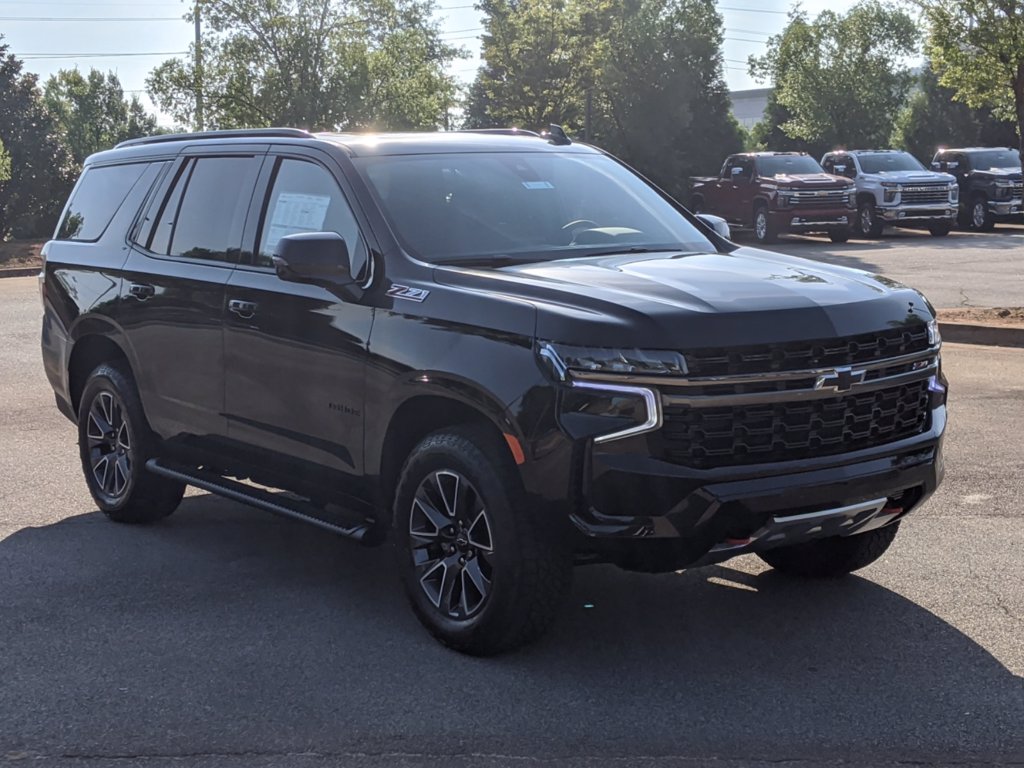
[57,163,149,241]
[141,155,261,262]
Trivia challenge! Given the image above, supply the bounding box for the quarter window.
[256,158,368,275]
[57,163,149,241]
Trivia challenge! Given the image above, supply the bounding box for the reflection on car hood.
[865,171,954,183]
[435,247,932,349]
[765,173,853,189]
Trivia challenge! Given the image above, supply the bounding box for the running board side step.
[146,458,370,542]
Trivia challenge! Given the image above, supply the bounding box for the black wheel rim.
[408,470,494,620]
[86,390,132,500]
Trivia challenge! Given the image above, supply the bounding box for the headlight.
[848,191,856,206]
[883,184,900,203]
[949,184,959,202]
[538,342,688,378]
[994,180,1013,198]
[778,193,792,208]
[927,318,941,346]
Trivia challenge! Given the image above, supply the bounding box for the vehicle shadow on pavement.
[2,494,1022,762]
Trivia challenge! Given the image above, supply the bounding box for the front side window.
[968,149,1020,171]
[756,155,825,176]
[857,152,926,174]
[256,159,368,274]
[57,163,149,241]
[142,156,261,262]
[356,151,715,264]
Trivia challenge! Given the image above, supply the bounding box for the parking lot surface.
[1,276,1023,767]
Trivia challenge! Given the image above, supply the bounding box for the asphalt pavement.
[752,223,1024,309]
[1,276,1023,767]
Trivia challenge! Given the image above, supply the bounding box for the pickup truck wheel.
[753,206,777,244]
[929,222,953,237]
[757,522,900,578]
[78,363,185,523]
[856,201,883,238]
[393,427,572,656]
[970,195,995,231]
[829,227,850,243]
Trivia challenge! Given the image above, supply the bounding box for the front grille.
[683,325,931,377]
[791,189,848,207]
[900,185,950,204]
[1010,181,1023,197]
[658,379,931,468]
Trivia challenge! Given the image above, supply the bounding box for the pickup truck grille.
[790,189,848,207]
[900,185,950,204]
[1010,181,1023,197]
[659,379,931,469]
[682,325,931,377]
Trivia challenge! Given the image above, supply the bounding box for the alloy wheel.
[860,206,873,234]
[972,201,986,229]
[755,211,767,240]
[86,391,133,500]
[409,470,494,620]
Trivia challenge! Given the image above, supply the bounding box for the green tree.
[44,69,159,166]
[892,64,1019,163]
[0,139,10,183]
[916,0,1024,157]
[148,0,461,131]
[0,40,75,239]
[749,2,919,157]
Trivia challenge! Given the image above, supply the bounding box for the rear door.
[732,157,756,224]
[222,148,375,497]
[119,146,265,442]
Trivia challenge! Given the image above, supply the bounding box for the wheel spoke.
[410,493,451,539]
[435,471,460,517]
[467,509,493,553]
[87,409,111,442]
[115,454,131,495]
[463,556,490,597]
[438,555,461,614]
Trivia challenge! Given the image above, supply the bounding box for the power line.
[719,5,787,14]
[0,15,180,21]
[18,52,187,59]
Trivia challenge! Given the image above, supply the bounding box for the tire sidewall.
[78,368,140,513]
[392,435,527,647]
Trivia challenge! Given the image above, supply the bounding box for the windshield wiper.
[433,254,549,268]
[582,246,691,258]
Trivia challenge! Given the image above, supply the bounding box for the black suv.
[932,147,1022,230]
[42,128,948,655]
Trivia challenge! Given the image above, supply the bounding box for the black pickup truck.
[41,128,947,654]
[932,147,1022,230]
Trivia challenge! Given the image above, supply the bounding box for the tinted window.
[358,152,714,264]
[858,152,925,174]
[257,159,368,274]
[756,155,824,176]
[968,149,1021,170]
[57,163,148,241]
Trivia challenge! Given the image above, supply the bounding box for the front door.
[119,150,264,443]
[222,152,375,497]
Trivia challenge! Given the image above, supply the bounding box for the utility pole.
[194,0,204,131]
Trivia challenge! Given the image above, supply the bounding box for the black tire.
[753,205,777,244]
[929,222,952,237]
[757,522,900,578]
[78,362,184,523]
[392,426,572,655]
[970,195,995,232]
[855,201,883,238]
[829,227,850,244]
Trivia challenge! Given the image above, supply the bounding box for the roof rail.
[459,128,543,138]
[115,128,314,149]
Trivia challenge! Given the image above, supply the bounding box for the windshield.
[969,149,1021,170]
[356,152,714,264]
[756,155,824,176]
[858,153,925,174]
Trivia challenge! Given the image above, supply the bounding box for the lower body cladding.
[774,208,853,234]
[569,408,945,573]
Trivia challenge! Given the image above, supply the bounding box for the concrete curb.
[938,321,1024,349]
[0,266,40,278]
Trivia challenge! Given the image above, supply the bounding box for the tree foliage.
[893,64,1019,163]
[0,40,75,239]
[466,0,742,200]
[0,139,10,184]
[916,0,1024,156]
[147,0,462,131]
[44,69,160,166]
[750,2,919,158]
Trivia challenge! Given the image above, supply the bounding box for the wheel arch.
[67,334,132,416]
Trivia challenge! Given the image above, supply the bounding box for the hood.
[435,248,932,349]
[864,170,955,184]
[974,167,1022,180]
[762,173,854,189]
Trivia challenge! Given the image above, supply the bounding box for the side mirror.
[947,161,960,171]
[696,213,730,240]
[273,232,354,287]
[833,164,846,175]
[931,162,943,171]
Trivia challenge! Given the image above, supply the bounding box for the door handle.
[228,299,258,318]
[128,283,155,301]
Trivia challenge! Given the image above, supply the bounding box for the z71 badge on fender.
[386,284,430,302]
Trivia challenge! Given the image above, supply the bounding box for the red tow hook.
[724,537,753,546]
[880,504,904,517]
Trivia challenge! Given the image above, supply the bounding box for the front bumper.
[990,198,1023,218]
[772,207,853,233]
[879,204,957,224]
[570,405,945,572]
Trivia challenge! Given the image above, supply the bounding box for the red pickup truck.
[690,152,856,244]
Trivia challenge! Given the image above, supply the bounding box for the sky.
[0,0,860,126]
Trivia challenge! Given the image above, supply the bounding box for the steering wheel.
[561,219,599,245]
